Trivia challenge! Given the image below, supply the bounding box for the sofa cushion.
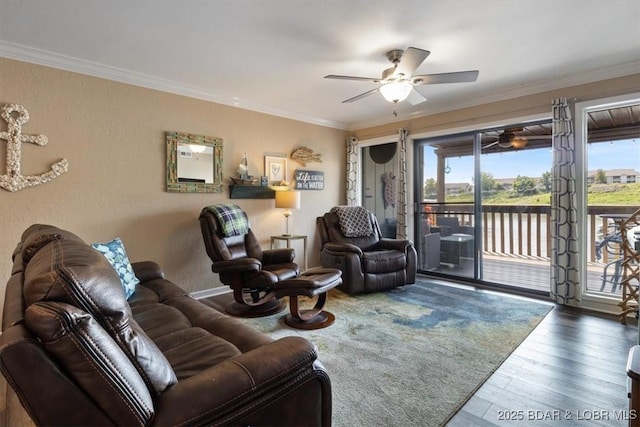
[155,327,242,380]
[23,237,177,395]
[20,223,84,263]
[25,301,154,427]
[91,237,140,299]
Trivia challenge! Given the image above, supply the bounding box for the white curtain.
[397,129,409,239]
[346,136,358,206]
[550,97,582,305]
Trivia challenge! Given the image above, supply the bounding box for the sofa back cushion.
[22,227,177,395]
[25,301,154,426]
[21,224,84,263]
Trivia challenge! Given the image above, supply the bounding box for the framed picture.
[265,156,287,184]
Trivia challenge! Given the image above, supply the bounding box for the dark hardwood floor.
[447,304,638,426]
[2,289,636,426]
[204,286,638,426]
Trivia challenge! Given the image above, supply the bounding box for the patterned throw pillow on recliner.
[330,206,374,237]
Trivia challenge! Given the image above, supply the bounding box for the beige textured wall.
[0,58,348,318]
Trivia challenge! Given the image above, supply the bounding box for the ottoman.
[274,267,342,330]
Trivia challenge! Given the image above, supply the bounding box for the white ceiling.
[1,0,639,130]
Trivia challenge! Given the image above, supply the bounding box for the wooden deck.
[423,254,621,296]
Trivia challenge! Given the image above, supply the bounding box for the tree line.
[424,169,611,198]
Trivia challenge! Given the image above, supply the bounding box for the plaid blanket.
[204,204,249,237]
[330,206,373,237]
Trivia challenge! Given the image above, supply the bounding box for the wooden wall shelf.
[229,185,275,199]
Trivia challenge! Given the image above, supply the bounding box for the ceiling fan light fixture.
[510,137,527,149]
[379,81,412,103]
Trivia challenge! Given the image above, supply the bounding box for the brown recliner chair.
[316,207,417,294]
[200,205,299,317]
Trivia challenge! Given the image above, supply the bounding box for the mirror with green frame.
[166,131,223,193]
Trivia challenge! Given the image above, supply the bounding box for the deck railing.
[419,203,637,262]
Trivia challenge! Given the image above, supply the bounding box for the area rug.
[236,279,553,427]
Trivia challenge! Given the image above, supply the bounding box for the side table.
[271,235,307,271]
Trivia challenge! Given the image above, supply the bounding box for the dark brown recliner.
[317,207,417,294]
[200,205,299,317]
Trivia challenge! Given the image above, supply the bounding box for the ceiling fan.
[324,47,479,116]
[483,128,551,150]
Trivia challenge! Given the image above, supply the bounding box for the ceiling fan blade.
[483,141,500,149]
[324,74,381,83]
[412,70,479,85]
[406,89,427,106]
[394,47,430,78]
[522,135,552,140]
[342,88,380,103]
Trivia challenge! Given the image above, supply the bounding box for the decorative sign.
[294,169,324,190]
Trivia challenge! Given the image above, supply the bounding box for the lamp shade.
[379,82,413,103]
[275,191,301,209]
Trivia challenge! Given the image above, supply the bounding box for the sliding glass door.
[478,125,552,293]
[417,133,476,280]
[415,121,553,294]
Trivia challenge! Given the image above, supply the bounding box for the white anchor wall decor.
[0,104,68,192]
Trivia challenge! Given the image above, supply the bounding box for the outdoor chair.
[420,218,441,270]
[596,231,623,293]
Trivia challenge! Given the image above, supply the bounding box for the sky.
[424,138,639,184]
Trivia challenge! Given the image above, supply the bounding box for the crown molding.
[0,41,349,130]
[2,40,637,133]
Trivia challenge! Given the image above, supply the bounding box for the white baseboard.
[190,287,231,300]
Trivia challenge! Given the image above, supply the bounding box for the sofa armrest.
[132,261,164,282]
[0,324,115,426]
[211,258,262,275]
[153,336,325,426]
[322,242,363,256]
[262,248,295,265]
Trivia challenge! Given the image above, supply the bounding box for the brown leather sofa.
[317,210,417,294]
[1,224,331,426]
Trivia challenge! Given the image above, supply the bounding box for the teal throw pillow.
[91,237,139,299]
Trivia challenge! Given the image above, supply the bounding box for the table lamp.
[275,190,301,236]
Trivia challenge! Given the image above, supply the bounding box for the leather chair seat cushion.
[153,327,242,381]
[22,232,177,395]
[131,303,193,341]
[263,264,299,281]
[25,301,154,426]
[129,297,248,380]
[362,250,406,273]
